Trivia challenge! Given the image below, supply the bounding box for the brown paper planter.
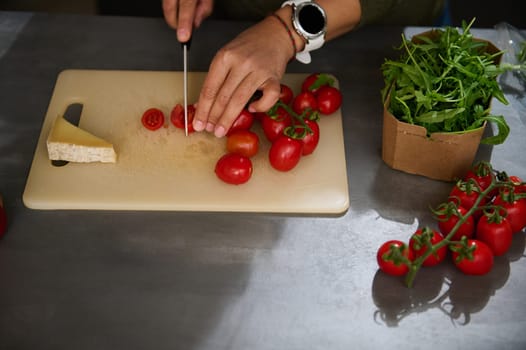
[381,31,500,182]
[382,107,485,181]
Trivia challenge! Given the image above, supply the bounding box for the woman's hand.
[162,0,214,42]
[193,16,295,137]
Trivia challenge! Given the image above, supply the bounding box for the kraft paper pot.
[381,107,485,182]
[381,30,499,182]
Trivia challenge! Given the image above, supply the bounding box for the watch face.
[297,3,326,37]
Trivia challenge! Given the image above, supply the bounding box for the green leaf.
[415,108,465,124]
[478,115,510,145]
[309,73,334,91]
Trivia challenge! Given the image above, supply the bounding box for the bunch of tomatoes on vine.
[140,73,343,185]
[377,161,526,288]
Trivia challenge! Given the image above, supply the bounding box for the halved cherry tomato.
[141,108,165,131]
[170,103,196,133]
[451,239,494,275]
[316,85,342,115]
[227,109,254,135]
[409,228,447,267]
[268,135,303,172]
[279,84,294,105]
[215,153,253,185]
[261,107,292,142]
[226,130,259,158]
[376,240,414,276]
[292,91,318,117]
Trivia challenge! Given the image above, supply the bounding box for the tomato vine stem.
[404,170,514,288]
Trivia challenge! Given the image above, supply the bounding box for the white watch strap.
[281,0,299,7]
[295,51,311,64]
[281,0,326,64]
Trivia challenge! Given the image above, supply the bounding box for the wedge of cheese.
[46,116,117,163]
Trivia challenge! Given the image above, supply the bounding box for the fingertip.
[214,125,226,138]
[193,119,205,132]
[177,28,190,43]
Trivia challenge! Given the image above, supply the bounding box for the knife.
[182,38,191,136]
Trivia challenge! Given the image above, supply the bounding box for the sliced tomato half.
[171,103,196,133]
[141,108,165,131]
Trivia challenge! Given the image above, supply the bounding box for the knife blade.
[182,38,191,136]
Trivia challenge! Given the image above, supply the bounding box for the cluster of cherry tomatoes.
[141,73,343,185]
[215,73,342,184]
[377,161,526,287]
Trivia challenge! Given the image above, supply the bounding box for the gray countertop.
[0,11,525,350]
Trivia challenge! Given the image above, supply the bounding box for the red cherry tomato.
[279,84,294,105]
[301,73,333,95]
[449,180,486,213]
[261,107,292,142]
[215,153,253,185]
[316,85,342,115]
[292,91,318,117]
[226,130,259,158]
[452,239,494,275]
[301,73,321,94]
[228,109,254,135]
[476,212,513,256]
[509,175,526,194]
[409,228,447,267]
[170,103,196,133]
[464,162,494,192]
[268,135,303,172]
[141,108,165,131]
[437,205,475,241]
[299,119,320,156]
[493,194,526,233]
[376,240,414,276]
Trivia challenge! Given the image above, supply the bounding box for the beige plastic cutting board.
[23,70,349,214]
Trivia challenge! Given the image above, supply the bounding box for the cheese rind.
[46,116,117,163]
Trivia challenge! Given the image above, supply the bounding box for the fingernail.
[178,28,189,42]
[205,122,215,132]
[193,119,204,131]
[214,126,226,138]
[248,105,256,113]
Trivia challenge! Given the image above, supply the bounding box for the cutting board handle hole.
[51,102,84,167]
[63,102,83,126]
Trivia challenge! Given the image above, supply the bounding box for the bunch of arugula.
[381,19,517,145]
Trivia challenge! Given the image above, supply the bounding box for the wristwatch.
[281,0,327,64]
